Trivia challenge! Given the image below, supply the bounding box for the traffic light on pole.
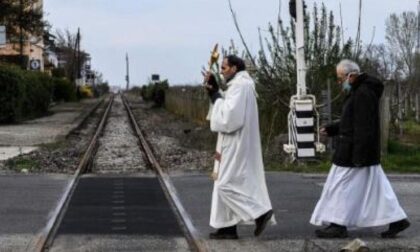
[289,0,296,19]
[289,0,307,20]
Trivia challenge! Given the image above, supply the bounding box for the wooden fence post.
[380,82,392,154]
[416,92,419,123]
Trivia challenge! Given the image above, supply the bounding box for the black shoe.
[254,209,273,236]
[209,225,238,240]
[315,223,348,238]
[381,219,410,238]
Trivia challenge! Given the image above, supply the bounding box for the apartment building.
[0,0,50,71]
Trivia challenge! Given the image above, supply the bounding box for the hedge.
[0,65,25,123]
[0,64,76,123]
[141,80,169,107]
[53,77,76,102]
[22,71,54,119]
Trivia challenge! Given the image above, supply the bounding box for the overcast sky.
[44,0,419,87]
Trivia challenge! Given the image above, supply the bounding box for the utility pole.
[77,28,81,80]
[295,0,307,97]
[284,0,325,160]
[72,28,81,87]
[125,53,130,91]
[19,0,25,69]
[326,80,332,152]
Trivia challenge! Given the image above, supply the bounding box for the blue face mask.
[342,79,351,92]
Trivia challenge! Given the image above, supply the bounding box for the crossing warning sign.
[30,59,41,70]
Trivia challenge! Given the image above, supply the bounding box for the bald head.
[336,59,360,76]
[336,59,360,85]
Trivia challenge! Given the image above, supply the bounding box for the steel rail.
[121,94,208,252]
[28,94,115,252]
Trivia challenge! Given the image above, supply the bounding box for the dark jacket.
[325,73,384,167]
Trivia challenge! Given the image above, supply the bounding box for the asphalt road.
[1,172,419,252]
[171,172,420,252]
[0,174,70,252]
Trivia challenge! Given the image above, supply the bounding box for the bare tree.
[227,0,256,67]
[54,29,88,84]
[385,11,419,133]
[363,44,400,81]
[353,0,363,59]
[386,12,418,87]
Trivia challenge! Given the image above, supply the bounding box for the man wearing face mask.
[203,55,275,239]
[310,59,410,238]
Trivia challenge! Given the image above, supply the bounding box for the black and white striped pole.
[283,0,325,160]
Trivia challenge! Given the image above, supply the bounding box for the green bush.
[53,77,76,102]
[141,85,153,101]
[382,140,420,173]
[0,64,25,123]
[23,71,54,119]
[141,80,169,107]
[51,68,66,78]
[0,64,54,123]
[95,82,110,96]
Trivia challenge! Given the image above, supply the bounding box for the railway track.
[28,94,207,252]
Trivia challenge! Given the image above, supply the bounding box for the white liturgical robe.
[209,71,274,228]
[310,164,407,228]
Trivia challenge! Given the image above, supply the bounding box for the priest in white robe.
[204,55,274,239]
[310,59,410,238]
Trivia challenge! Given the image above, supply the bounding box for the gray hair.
[336,59,360,75]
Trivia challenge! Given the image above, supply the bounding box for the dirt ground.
[0,100,108,174]
[0,94,216,175]
[92,95,149,174]
[127,94,215,174]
